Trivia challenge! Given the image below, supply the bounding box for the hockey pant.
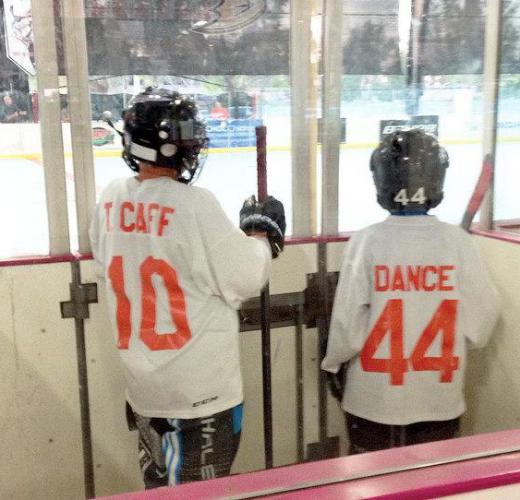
[126,402,243,489]
[345,412,460,455]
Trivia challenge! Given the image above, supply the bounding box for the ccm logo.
[193,396,218,408]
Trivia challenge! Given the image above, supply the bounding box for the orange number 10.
[360,299,459,385]
[108,256,192,351]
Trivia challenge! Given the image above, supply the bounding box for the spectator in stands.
[210,100,230,120]
[0,93,28,123]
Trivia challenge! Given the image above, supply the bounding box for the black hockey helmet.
[122,87,209,183]
[370,129,449,214]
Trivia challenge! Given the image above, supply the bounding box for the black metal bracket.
[239,291,305,332]
[238,272,339,333]
[60,282,98,320]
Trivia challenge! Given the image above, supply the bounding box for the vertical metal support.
[317,243,328,444]
[295,304,304,463]
[69,260,95,499]
[31,0,70,254]
[290,0,318,236]
[479,0,504,230]
[406,0,430,116]
[61,0,97,253]
[306,243,340,460]
[321,0,343,236]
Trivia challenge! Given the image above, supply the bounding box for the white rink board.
[0,263,84,500]
[1,236,519,499]
[462,236,520,435]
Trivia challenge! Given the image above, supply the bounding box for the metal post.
[295,304,304,463]
[306,243,340,460]
[321,0,343,236]
[290,0,318,236]
[70,260,95,499]
[317,243,328,444]
[31,0,70,254]
[407,0,430,116]
[479,0,504,230]
[61,0,97,253]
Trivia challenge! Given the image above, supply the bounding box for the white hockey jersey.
[90,176,271,418]
[322,215,500,425]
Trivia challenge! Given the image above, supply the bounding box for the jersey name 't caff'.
[374,265,455,292]
[103,201,175,236]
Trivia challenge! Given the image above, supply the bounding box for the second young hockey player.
[322,129,500,454]
[90,88,285,487]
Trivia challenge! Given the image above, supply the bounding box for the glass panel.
[338,0,485,231]
[0,0,50,257]
[495,1,520,226]
[83,1,293,233]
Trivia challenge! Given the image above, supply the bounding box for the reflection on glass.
[85,1,292,233]
[338,0,488,231]
[0,1,49,257]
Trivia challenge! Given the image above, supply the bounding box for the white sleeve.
[88,203,105,279]
[460,235,501,349]
[196,190,272,308]
[321,234,371,373]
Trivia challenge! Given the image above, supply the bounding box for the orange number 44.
[108,256,192,351]
[360,299,459,385]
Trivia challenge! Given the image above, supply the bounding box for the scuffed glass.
[83,0,292,232]
[338,0,485,231]
[495,0,520,227]
[0,0,53,258]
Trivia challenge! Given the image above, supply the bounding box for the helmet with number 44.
[370,129,449,214]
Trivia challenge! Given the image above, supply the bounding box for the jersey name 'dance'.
[103,201,175,236]
[374,264,455,292]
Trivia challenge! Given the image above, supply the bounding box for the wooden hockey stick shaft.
[255,125,273,469]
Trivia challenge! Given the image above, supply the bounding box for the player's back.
[337,215,500,425]
[91,176,270,418]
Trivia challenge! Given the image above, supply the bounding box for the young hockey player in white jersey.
[322,129,500,454]
[89,88,285,487]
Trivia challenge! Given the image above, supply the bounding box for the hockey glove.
[326,365,347,403]
[320,334,347,403]
[240,195,286,258]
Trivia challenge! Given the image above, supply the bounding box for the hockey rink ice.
[2,138,519,259]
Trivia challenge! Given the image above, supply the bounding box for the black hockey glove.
[326,365,347,403]
[240,195,286,258]
[320,334,346,403]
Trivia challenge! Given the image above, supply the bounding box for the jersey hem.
[126,395,245,419]
[342,405,465,426]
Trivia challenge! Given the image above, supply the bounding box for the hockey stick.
[460,154,494,232]
[256,125,273,469]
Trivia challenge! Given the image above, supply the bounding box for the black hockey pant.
[126,402,243,489]
[346,412,460,455]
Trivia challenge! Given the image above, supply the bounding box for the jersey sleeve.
[195,189,272,309]
[459,234,501,349]
[321,233,371,373]
[88,202,105,279]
